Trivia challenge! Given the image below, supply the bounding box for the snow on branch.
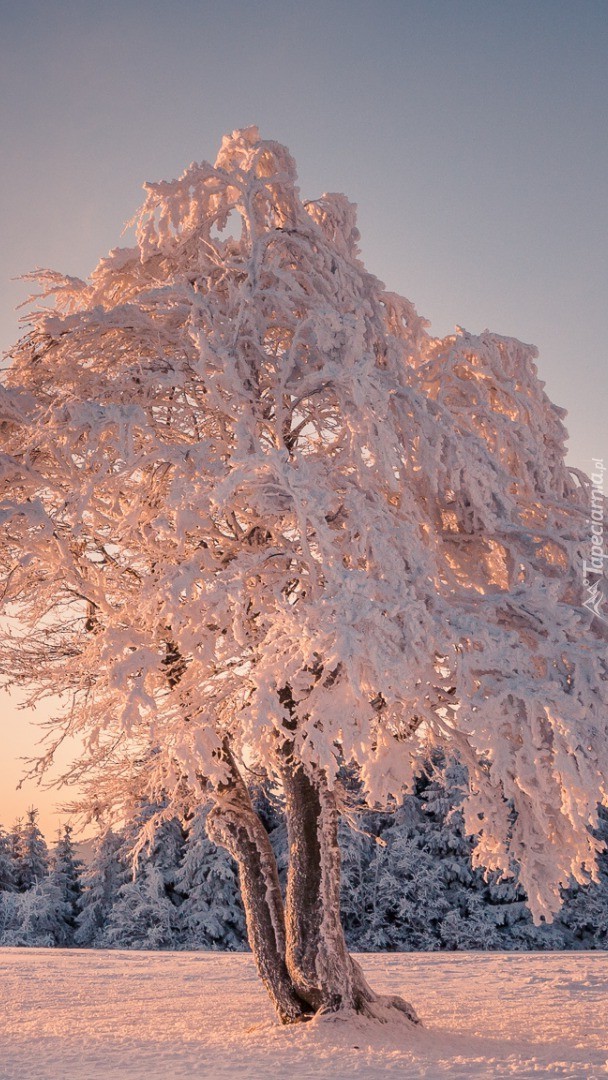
[0,127,606,921]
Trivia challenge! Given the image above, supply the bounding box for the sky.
[1,0,606,837]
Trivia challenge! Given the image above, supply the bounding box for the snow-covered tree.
[77,793,184,949]
[0,890,19,943]
[146,816,185,903]
[0,827,17,892]
[0,126,606,1023]
[0,817,80,946]
[117,793,185,901]
[398,758,504,952]
[103,863,178,950]
[49,824,83,942]
[14,809,49,891]
[176,805,246,950]
[75,829,128,947]
[339,818,385,948]
[558,805,608,949]
[0,877,72,947]
[338,758,501,952]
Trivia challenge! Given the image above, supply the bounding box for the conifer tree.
[19,877,78,947]
[558,806,608,948]
[50,824,83,942]
[75,829,128,947]
[15,809,49,891]
[150,817,186,904]
[116,795,185,911]
[0,827,17,892]
[176,805,246,950]
[103,863,178,950]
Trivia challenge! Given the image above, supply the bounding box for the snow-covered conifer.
[176,805,245,950]
[558,806,608,949]
[15,809,49,891]
[49,824,83,942]
[339,813,375,947]
[0,890,20,943]
[103,863,178,950]
[149,817,185,902]
[75,829,128,947]
[0,877,72,947]
[0,827,17,892]
[117,794,185,907]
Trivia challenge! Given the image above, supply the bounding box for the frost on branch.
[0,125,606,926]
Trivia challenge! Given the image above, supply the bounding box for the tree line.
[1,756,606,952]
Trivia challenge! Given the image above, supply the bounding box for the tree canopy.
[0,126,606,935]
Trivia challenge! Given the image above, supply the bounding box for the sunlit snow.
[2,949,608,1078]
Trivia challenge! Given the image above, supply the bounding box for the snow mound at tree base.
[2,949,608,1078]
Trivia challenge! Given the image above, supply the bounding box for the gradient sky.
[1,0,606,837]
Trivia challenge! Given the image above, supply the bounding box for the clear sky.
[1,0,606,837]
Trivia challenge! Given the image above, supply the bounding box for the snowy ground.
[1,950,608,1079]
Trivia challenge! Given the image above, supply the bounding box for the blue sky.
[1,0,606,833]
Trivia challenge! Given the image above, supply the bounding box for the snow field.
[1,949,608,1078]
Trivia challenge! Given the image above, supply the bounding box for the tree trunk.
[206,747,311,1024]
[206,740,420,1027]
[279,756,420,1024]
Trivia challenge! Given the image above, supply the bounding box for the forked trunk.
[206,748,311,1023]
[208,742,419,1026]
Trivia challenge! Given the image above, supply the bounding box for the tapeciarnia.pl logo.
[583,458,607,622]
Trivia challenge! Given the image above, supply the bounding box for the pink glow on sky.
[1,0,606,836]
